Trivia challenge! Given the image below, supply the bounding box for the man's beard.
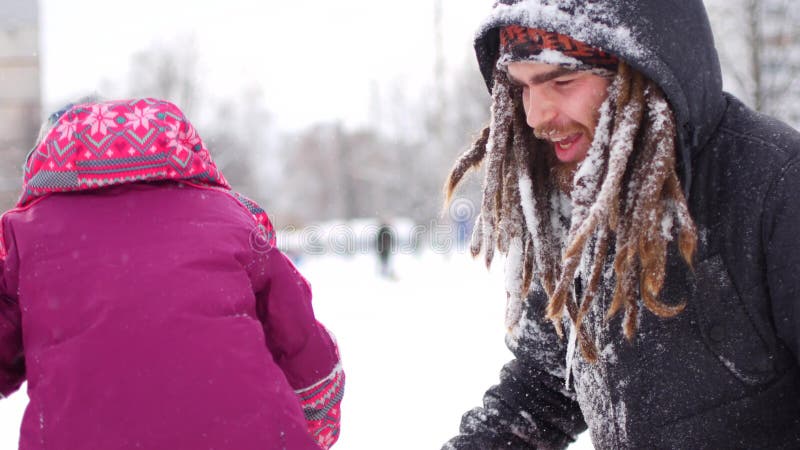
[534,122,595,194]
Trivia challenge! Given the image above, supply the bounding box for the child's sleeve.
[0,218,25,399]
[254,248,344,449]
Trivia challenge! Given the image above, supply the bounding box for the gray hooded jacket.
[444,1,800,449]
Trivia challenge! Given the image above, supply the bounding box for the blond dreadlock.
[444,62,697,362]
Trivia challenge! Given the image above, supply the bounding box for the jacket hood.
[475,0,728,192]
[1,97,277,261]
[17,97,229,208]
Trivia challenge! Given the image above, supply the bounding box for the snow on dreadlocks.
[444,26,696,362]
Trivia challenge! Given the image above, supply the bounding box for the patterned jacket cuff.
[295,363,345,449]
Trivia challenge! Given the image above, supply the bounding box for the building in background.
[0,0,40,210]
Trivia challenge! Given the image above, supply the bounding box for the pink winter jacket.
[0,98,343,449]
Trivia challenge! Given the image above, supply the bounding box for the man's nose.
[525,87,557,129]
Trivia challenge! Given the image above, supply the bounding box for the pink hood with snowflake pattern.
[2,98,275,259]
[20,98,228,205]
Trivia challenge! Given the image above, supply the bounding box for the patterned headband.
[498,25,619,72]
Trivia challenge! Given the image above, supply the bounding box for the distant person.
[0,98,344,449]
[442,0,800,448]
[376,221,396,278]
[453,210,473,253]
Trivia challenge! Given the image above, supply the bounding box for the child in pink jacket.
[0,98,343,449]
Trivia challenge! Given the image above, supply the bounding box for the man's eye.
[554,79,574,86]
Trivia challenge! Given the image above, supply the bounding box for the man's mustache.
[533,124,589,141]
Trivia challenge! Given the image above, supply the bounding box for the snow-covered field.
[0,250,592,449]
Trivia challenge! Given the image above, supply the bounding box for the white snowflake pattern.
[83,104,117,136]
[124,106,159,131]
[316,430,337,450]
[183,122,203,150]
[165,121,202,156]
[55,116,80,141]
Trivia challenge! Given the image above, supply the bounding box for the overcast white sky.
[39,0,489,132]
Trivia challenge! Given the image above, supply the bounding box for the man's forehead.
[506,62,578,84]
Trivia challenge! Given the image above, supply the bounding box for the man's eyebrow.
[507,67,577,86]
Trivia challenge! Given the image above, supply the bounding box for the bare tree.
[276,46,491,228]
[201,85,273,205]
[123,40,274,209]
[706,0,800,126]
[127,35,200,117]
[278,123,346,223]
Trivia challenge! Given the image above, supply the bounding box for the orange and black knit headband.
[499,25,618,72]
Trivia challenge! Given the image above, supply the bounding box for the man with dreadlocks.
[442,1,800,449]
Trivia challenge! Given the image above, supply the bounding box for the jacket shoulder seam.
[763,154,800,202]
[718,125,792,157]
[760,153,800,248]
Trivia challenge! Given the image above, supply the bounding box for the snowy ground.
[0,250,592,449]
